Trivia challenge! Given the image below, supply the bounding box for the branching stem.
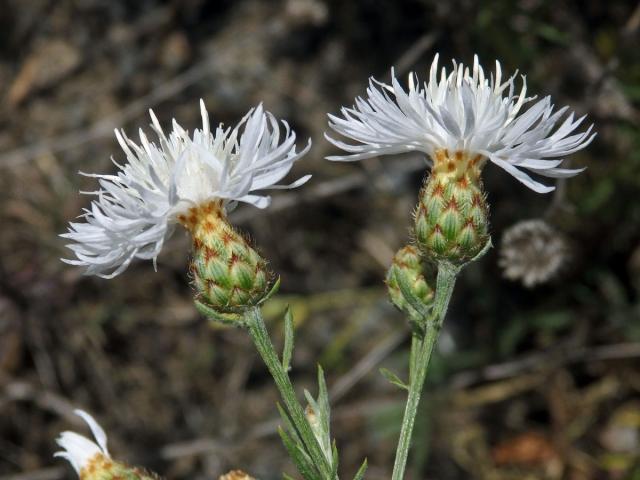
[244,307,335,480]
[391,261,458,480]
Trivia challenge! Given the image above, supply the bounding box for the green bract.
[386,245,435,321]
[414,149,490,264]
[183,201,271,317]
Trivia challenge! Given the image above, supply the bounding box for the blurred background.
[1,1,639,479]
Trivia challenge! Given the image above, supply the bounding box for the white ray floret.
[55,410,110,475]
[326,54,595,193]
[62,100,311,278]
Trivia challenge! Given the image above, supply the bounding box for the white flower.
[55,410,109,475]
[62,101,311,278]
[326,54,595,193]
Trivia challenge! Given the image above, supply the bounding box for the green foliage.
[379,368,409,391]
[282,306,294,372]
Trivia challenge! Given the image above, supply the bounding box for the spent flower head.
[499,218,569,288]
[62,100,311,279]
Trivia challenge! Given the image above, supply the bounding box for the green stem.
[244,307,334,479]
[391,262,458,480]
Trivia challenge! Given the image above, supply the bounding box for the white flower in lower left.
[55,410,110,475]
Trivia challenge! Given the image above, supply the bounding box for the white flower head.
[62,100,311,278]
[326,54,595,193]
[55,410,109,475]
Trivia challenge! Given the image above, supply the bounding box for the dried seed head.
[183,200,271,317]
[499,219,569,288]
[386,244,435,320]
[414,149,490,264]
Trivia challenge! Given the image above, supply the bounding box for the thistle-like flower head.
[326,54,595,193]
[55,410,110,476]
[62,100,311,278]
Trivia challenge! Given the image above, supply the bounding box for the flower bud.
[179,200,271,316]
[414,149,490,264]
[385,245,435,319]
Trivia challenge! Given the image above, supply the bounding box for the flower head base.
[414,149,490,263]
[55,410,156,480]
[185,200,270,316]
[386,245,435,321]
[62,100,310,278]
[326,54,594,194]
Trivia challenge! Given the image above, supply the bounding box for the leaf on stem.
[278,427,318,480]
[194,299,243,325]
[303,366,336,470]
[353,459,368,480]
[379,367,409,391]
[277,403,302,445]
[282,306,294,371]
[259,276,282,305]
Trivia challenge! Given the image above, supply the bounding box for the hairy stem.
[245,307,334,479]
[391,262,458,480]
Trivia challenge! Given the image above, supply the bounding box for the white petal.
[74,410,108,455]
[63,101,311,277]
[55,411,110,475]
[326,54,593,193]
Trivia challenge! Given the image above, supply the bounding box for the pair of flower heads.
[58,54,593,476]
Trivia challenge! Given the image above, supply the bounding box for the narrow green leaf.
[462,238,492,267]
[278,427,317,480]
[260,276,282,304]
[304,389,320,416]
[277,403,302,445]
[379,367,409,391]
[194,299,243,325]
[331,440,339,478]
[316,365,330,425]
[353,458,368,480]
[282,306,294,371]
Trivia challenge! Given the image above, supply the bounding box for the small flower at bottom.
[55,410,157,480]
[218,470,256,480]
